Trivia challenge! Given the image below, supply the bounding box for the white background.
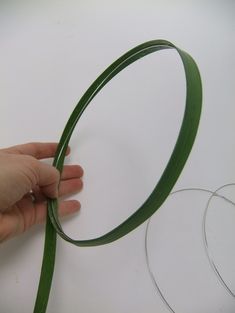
[0,1,235,312]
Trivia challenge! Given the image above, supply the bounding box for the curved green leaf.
[34,39,202,313]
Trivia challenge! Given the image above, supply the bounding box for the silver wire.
[202,183,235,299]
[144,185,235,313]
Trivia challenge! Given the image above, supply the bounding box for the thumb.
[35,161,60,199]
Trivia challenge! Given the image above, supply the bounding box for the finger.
[31,178,83,202]
[58,200,81,218]
[59,178,83,197]
[1,142,70,159]
[25,160,60,199]
[32,200,81,226]
[31,164,83,200]
[61,165,84,180]
[0,199,81,242]
[36,162,60,198]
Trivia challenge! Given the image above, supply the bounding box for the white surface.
[0,1,235,312]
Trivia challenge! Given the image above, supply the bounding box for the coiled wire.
[145,185,235,312]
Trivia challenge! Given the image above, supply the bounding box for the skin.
[0,142,84,243]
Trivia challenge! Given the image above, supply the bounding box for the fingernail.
[73,200,81,212]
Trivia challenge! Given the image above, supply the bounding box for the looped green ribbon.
[33,39,202,313]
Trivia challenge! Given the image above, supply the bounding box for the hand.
[0,142,83,243]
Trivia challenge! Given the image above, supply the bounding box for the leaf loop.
[34,40,202,313]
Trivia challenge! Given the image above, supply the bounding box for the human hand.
[0,142,83,243]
